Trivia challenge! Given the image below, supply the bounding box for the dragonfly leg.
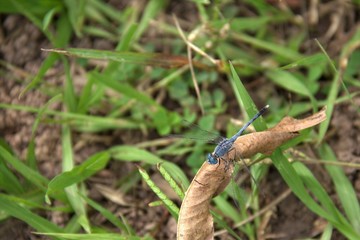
[214,157,222,170]
[226,147,237,163]
[230,147,263,194]
[224,159,232,172]
[218,150,233,172]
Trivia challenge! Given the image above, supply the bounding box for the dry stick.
[187,45,205,115]
[257,209,274,240]
[299,159,360,168]
[173,15,205,114]
[172,16,218,65]
[246,148,360,170]
[134,138,174,148]
[308,0,319,25]
[214,188,292,237]
[289,148,360,169]
[323,2,343,41]
[262,232,288,239]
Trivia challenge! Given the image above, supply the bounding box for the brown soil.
[1,1,360,239]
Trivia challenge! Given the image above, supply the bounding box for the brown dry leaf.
[177,159,234,240]
[177,107,327,240]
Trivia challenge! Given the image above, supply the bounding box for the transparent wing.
[168,120,225,144]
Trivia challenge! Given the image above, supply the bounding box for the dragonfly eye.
[207,153,218,165]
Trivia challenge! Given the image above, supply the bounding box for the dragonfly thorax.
[214,138,234,156]
[206,137,235,165]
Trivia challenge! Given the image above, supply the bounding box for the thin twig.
[173,15,205,114]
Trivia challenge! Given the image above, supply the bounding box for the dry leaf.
[177,159,234,240]
[177,107,327,240]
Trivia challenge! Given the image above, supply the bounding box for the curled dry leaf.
[177,107,327,240]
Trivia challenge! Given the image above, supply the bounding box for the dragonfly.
[207,105,269,165]
[171,105,269,165]
[170,105,269,199]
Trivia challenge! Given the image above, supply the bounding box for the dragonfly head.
[207,153,218,164]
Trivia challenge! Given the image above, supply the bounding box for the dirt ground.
[1,2,360,239]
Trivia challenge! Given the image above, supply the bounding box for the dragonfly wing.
[169,119,225,144]
[167,133,225,144]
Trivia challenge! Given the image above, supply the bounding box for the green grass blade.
[21,13,72,96]
[43,48,192,69]
[0,103,140,132]
[87,0,123,23]
[0,194,64,235]
[271,150,330,217]
[41,233,154,240]
[316,28,360,143]
[271,149,330,218]
[77,76,97,114]
[64,0,85,37]
[82,26,117,40]
[54,12,73,47]
[110,145,190,188]
[61,124,91,233]
[320,224,333,240]
[42,6,62,31]
[138,166,179,219]
[0,0,61,15]
[232,32,302,61]
[280,53,327,70]
[20,53,60,97]
[157,163,185,199]
[293,161,359,238]
[211,210,242,240]
[134,0,166,41]
[102,23,139,75]
[213,196,242,222]
[47,151,110,197]
[90,71,158,106]
[0,194,70,212]
[9,0,56,41]
[63,57,77,112]
[28,94,63,169]
[222,17,271,32]
[0,149,24,194]
[319,144,360,233]
[294,162,350,221]
[317,71,340,143]
[63,215,82,233]
[265,69,313,98]
[0,145,48,190]
[84,5,111,27]
[80,193,134,235]
[116,23,138,51]
[228,63,267,131]
[0,139,25,194]
[272,149,360,239]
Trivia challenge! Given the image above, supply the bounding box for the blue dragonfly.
[170,105,269,200]
[207,104,269,164]
[172,105,269,165]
